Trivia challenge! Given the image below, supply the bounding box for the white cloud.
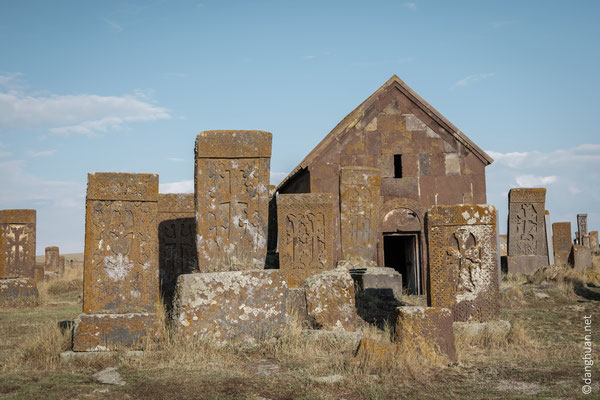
[102,18,123,32]
[0,72,23,90]
[486,144,600,234]
[159,180,193,194]
[402,2,417,10]
[452,72,495,89]
[0,86,170,136]
[270,171,288,186]
[26,149,56,157]
[515,174,557,187]
[167,157,185,162]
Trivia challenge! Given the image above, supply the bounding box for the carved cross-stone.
[6,225,28,265]
[516,203,538,255]
[446,229,482,295]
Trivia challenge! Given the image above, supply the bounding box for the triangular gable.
[277,75,493,191]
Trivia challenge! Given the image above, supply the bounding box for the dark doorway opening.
[383,233,421,295]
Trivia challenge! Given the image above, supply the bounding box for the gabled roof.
[277,75,494,191]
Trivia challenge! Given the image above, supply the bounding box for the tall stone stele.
[73,172,159,351]
[338,167,382,268]
[194,130,272,272]
[552,222,572,267]
[507,188,548,275]
[427,204,500,322]
[277,193,335,287]
[45,246,59,274]
[577,214,588,244]
[158,193,197,308]
[0,209,36,279]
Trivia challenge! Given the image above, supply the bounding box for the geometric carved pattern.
[339,167,381,263]
[277,194,334,287]
[507,188,547,257]
[577,214,588,241]
[0,210,36,279]
[195,131,271,272]
[427,204,499,322]
[83,173,159,315]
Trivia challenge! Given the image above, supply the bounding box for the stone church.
[277,75,493,295]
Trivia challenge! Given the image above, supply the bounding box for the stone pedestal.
[73,172,159,351]
[194,131,272,272]
[507,188,548,275]
[427,204,499,322]
[277,193,334,287]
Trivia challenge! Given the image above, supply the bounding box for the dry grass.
[0,294,42,308]
[500,286,525,308]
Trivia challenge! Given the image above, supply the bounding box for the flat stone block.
[72,313,157,352]
[304,267,357,331]
[354,337,401,367]
[173,270,288,344]
[394,306,456,363]
[287,287,309,326]
[195,130,272,158]
[570,245,592,271]
[0,277,38,298]
[507,255,548,275]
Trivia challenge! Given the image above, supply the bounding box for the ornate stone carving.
[277,194,334,287]
[427,204,499,322]
[577,214,588,241]
[0,209,36,279]
[339,167,381,264]
[195,131,271,271]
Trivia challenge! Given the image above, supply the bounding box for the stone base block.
[453,320,511,340]
[0,278,38,298]
[506,255,548,275]
[554,250,570,267]
[304,267,357,331]
[72,313,157,352]
[354,337,401,368]
[287,287,309,327]
[570,245,592,271]
[394,306,456,363]
[352,267,403,326]
[173,270,288,345]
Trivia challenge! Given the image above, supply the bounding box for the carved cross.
[446,229,482,294]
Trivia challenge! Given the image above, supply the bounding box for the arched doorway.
[379,199,426,295]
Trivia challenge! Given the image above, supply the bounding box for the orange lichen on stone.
[354,337,401,368]
[394,306,456,363]
[277,193,335,287]
[427,204,499,322]
[172,270,288,345]
[0,277,38,299]
[72,313,158,351]
[0,209,36,279]
[194,131,272,272]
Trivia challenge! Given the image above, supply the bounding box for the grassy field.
[0,266,598,400]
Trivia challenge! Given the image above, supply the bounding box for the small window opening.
[394,154,402,178]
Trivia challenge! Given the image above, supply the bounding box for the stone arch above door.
[380,198,425,233]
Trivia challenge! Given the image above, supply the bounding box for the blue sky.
[1,0,598,253]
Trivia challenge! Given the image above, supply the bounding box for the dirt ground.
[0,266,599,400]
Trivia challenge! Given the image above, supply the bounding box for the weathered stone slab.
[304,267,357,330]
[507,188,548,275]
[577,214,588,242]
[339,167,381,266]
[354,337,401,368]
[0,209,36,279]
[83,173,159,314]
[45,246,59,273]
[394,306,456,363]
[427,205,499,322]
[544,211,554,265]
[582,235,591,249]
[72,313,157,351]
[590,231,599,250]
[0,277,38,298]
[194,131,272,272]
[59,256,65,273]
[552,222,572,267]
[158,193,197,307]
[569,245,591,271]
[287,287,309,326]
[173,270,288,344]
[33,263,44,282]
[277,193,334,287]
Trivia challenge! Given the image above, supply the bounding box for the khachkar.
[338,167,382,268]
[0,210,38,298]
[427,205,500,322]
[158,193,197,308]
[577,214,588,244]
[552,222,572,266]
[277,193,334,287]
[194,131,272,272]
[73,173,159,351]
[45,246,60,277]
[507,188,548,275]
[0,210,36,279]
